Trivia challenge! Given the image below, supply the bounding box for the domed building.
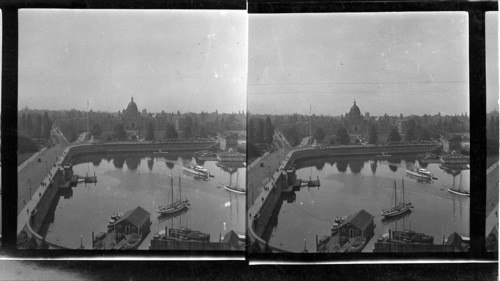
[122,97,143,138]
[344,100,367,136]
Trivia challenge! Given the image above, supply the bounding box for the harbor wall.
[61,141,218,166]
[248,144,439,253]
[289,144,440,165]
[22,167,70,249]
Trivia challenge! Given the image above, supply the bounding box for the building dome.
[349,100,361,118]
[126,97,139,115]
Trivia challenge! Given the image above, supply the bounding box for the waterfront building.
[218,132,239,151]
[114,206,151,237]
[338,209,375,239]
[442,135,462,153]
[218,151,246,162]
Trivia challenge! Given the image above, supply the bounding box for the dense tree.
[165,122,178,139]
[313,127,325,141]
[90,123,102,138]
[146,122,155,140]
[18,135,39,153]
[282,126,301,147]
[254,118,264,143]
[42,111,52,140]
[20,113,26,134]
[368,124,377,144]
[181,116,193,138]
[405,119,417,142]
[264,116,275,144]
[388,128,401,143]
[33,114,42,138]
[248,119,255,143]
[420,128,431,141]
[113,124,127,140]
[336,127,350,144]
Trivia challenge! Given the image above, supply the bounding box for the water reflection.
[349,160,363,174]
[113,156,125,169]
[336,160,348,173]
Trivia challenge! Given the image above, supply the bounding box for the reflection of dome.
[349,100,361,118]
[126,97,139,115]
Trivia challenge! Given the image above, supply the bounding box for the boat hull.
[223,185,246,194]
[182,167,208,177]
[405,169,432,180]
[381,204,413,218]
[447,187,470,197]
[157,201,189,215]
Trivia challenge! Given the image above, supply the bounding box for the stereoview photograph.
[247,12,470,253]
[17,10,247,251]
[485,11,499,253]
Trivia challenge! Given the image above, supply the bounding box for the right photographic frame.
[485,11,498,253]
[247,12,472,254]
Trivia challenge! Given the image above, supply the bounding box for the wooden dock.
[93,231,142,250]
[316,235,365,253]
[75,173,97,184]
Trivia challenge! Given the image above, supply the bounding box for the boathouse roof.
[443,135,462,142]
[341,209,374,231]
[115,206,150,227]
[223,230,240,249]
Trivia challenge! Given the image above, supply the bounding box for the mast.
[236,169,239,188]
[171,176,174,205]
[394,181,397,207]
[402,178,405,204]
[179,175,182,201]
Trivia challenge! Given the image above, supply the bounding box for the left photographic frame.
[16,9,247,252]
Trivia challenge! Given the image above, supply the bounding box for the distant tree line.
[19,112,52,141]
[248,116,274,145]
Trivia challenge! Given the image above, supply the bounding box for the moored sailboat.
[158,175,189,215]
[381,179,413,218]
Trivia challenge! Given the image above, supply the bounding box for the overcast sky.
[19,10,247,113]
[248,13,469,116]
[486,12,499,112]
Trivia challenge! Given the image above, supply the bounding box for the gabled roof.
[115,206,150,227]
[341,209,374,231]
[220,132,239,139]
[223,230,240,249]
[443,135,462,142]
[219,151,245,157]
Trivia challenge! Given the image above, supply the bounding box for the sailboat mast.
[394,181,397,206]
[236,169,239,188]
[179,175,182,200]
[402,178,405,204]
[171,176,174,204]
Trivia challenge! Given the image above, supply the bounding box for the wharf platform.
[316,235,366,253]
[93,231,142,250]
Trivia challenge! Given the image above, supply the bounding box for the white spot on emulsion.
[224,201,231,207]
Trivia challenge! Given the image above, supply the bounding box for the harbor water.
[39,152,246,249]
[263,155,470,253]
